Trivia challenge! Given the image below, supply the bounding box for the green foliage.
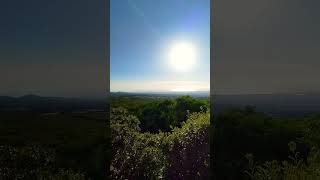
[0,145,54,179]
[110,96,156,115]
[301,115,320,148]
[111,95,209,133]
[0,111,107,179]
[175,96,209,123]
[110,108,168,180]
[110,105,210,179]
[138,99,176,132]
[42,169,87,180]
[212,105,320,179]
[0,145,87,180]
[167,111,210,179]
[136,96,208,133]
[245,142,320,180]
[213,107,307,179]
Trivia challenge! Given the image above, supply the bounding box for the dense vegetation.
[213,106,320,179]
[0,145,87,179]
[0,95,210,179]
[111,96,209,133]
[110,96,210,179]
[0,111,108,179]
[3,94,320,179]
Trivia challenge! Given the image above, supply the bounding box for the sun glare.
[168,41,196,72]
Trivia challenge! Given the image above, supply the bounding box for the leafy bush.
[137,96,209,133]
[175,96,208,122]
[0,145,87,179]
[301,115,320,148]
[138,99,176,133]
[167,111,210,179]
[0,145,56,179]
[245,141,320,180]
[110,108,168,179]
[110,106,210,179]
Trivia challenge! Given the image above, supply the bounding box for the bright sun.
[168,41,196,72]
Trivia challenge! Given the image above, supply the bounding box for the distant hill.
[0,94,106,113]
[5,92,319,117]
[213,93,320,117]
[110,91,210,98]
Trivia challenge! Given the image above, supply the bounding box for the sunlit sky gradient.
[110,0,210,92]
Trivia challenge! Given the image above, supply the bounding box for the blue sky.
[110,0,210,92]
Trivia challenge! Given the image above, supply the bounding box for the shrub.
[110,108,168,180]
[137,96,209,133]
[110,107,210,179]
[245,141,320,180]
[0,145,55,179]
[0,145,87,179]
[138,99,176,133]
[167,111,210,179]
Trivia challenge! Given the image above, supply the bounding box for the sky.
[3,0,317,96]
[0,0,107,98]
[213,0,320,94]
[110,0,210,92]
